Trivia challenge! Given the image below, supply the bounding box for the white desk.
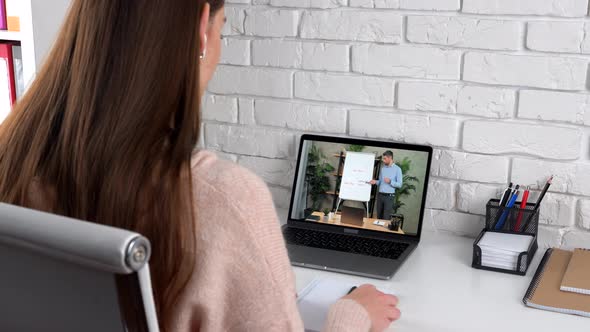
[294,231,588,332]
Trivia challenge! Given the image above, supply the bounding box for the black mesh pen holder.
[485,199,539,235]
[472,199,540,276]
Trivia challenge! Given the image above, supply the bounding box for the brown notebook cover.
[561,248,590,295]
[523,248,590,318]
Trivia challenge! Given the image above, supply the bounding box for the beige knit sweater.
[169,150,372,331]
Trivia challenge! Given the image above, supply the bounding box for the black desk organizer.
[472,199,539,276]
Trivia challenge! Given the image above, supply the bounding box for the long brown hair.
[0,0,224,329]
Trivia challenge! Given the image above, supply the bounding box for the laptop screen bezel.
[287,134,433,242]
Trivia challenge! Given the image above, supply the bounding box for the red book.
[0,42,17,108]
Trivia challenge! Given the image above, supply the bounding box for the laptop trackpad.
[286,244,398,279]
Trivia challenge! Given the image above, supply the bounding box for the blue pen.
[495,186,520,230]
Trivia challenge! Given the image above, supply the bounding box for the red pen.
[514,186,530,231]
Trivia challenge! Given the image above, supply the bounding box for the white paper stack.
[477,232,534,270]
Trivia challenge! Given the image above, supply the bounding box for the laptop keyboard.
[283,228,409,260]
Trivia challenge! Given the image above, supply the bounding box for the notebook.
[560,248,590,295]
[523,248,590,318]
[298,278,352,332]
[297,278,391,332]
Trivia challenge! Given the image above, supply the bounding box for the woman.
[0,1,400,331]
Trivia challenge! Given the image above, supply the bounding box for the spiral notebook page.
[560,248,590,295]
[297,278,392,332]
[297,279,353,332]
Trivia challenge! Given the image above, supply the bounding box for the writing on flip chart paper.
[339,152,374,202]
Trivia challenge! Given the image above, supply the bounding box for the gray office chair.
[0,203,159,332]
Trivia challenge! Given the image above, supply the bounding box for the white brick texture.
[562,231,590,250]
[253,99,347,133]
[538,226,565,248]
[457,183,503,215]
[207,3,590,240]
[431,150,509,184]
[463,52,589,90]
[423,209,485,237]
[527,22,588,54]
[577,199,590,230]
[295,72,395,106]
[238,98,256,125]
[407,16,522,51]
[202,95,239,123]
[252,39,301,68]
[353,44,461,79]
[244,9,300,37]
[539,193,576,227]
[220,38,250,66]
[238,156,296,187]
[222,7,246,36]
[457,86,516,118]
[400,0,460,10]
[349,110,459,147]
[209,65,293,98]
[350,0,399,8]
[426,180,456,210]
[397,82,459,113]
[301,10,403,43]
[252,40,349,72]
[511,158,590,196]
[518,90,590,125]
[462,0,589,17]
[269,0,346,8]
[205,124,295,158]
[463,121,582,159]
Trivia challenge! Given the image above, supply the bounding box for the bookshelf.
[1,0,70,90]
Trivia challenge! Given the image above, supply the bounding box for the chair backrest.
[0,203,160,332]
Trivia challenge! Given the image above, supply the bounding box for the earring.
[200,35,208,60]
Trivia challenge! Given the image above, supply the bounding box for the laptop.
[340,206,365,227]
[282,134,433,279]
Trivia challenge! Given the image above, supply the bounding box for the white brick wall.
[462,0,589,17]
[300,10,403,43]
[251,40,350,71]
[407,16,522,51]
[426,180,456,210]
[463,52,588,90]
[245,9,300,37]
[295,72,395,106]
[457,183,503,215]
[254,99,347,133]
[526,21,589,54]
[397,82,459,113]
[204,1,590,246]
[518,90,590,124]
[463,120,582,159]
[352,44,462,79]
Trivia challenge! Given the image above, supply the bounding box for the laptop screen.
[289,135,432,237]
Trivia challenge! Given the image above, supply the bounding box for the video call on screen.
[290,140,429,236]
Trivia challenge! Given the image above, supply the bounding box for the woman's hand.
[343,284,400,332]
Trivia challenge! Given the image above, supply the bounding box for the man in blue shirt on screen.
[370,150,403,220]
